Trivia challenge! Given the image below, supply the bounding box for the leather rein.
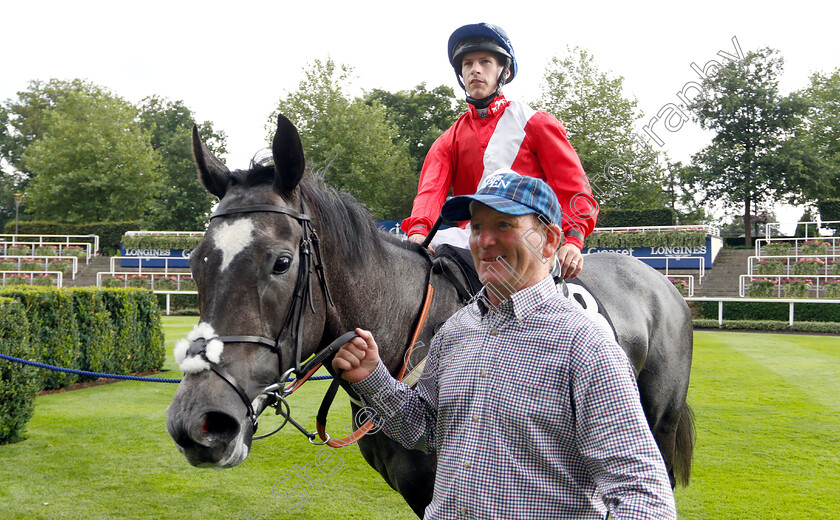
[197,199,434,447]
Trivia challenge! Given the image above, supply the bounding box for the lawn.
[1,320,838,519]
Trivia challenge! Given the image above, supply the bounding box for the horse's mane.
[237,162,422,267]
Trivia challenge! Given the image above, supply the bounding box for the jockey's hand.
[408,233,435,253]
[557,243,583,280]
[333,328,381,383]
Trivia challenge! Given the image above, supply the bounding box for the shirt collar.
[468,94,509,119]
[476,275,557,320]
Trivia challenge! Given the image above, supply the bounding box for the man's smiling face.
[469,203,552,306]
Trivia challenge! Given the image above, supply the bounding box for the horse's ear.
[272,114,305,196]
[192,125,230,199]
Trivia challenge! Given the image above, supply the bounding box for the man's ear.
[544,223,563,256]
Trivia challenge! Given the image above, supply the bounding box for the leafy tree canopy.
[533,47,668,210]
[21,85,161,222]
[138,96,227,230]
[269,58,415,219]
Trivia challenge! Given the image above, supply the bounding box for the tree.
[798,68,840,201]
[138,96,227,230]
[685,48,809,245]
[269,58,415,219]
[364,84,465,173]
[21,87,161,222]
[533,47,668,210]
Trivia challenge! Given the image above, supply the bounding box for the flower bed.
[764,242,791,256]
[47,259,72,274]
[179,277,197,291]
[583,228,708,249]
[783,278,813,298]
[668,277,688,295]
[5,273,31,286]
[755,258,786,275]
[6,245,30,256]
[20,259,44,272]
[153,275,178,291]
[122,233,203,251]
[34,245,58,256]
[61,245,87,258]
[825,280,840,299]
[32,274,56,286]
[747,278,777,298]
[102,275,126,288]
[0,259,17,271]
[800,240,830,256]
[127,274,150,288]
[793,257,825,275]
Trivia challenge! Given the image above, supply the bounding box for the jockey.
[402,22,598,279]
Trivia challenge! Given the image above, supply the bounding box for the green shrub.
[102,275,125,288]
[0,287,80,390]
[5,221,143,255]
[764,242,791,256]
[127,275,150,289]
[7,246,30,256]
[817,199,840,231]
[68,288,116,381]
[47,259,72,274]
[596,208,676,227]
[693,300,840,322]
[755,259,786,275]
[153,276,177,291]
[20,260,43,272]
[783,279,813,298]
[747,278,777,298]
[5,274,31,286]
[61,246,87,258]
[584,228,707,249]
[34,245,58,256]
[121,234,203,251]
[179,277,197,291]
[0,260,17,271]
[693,319,840,334]
[799,240,830,256]
[824,281,840,299]
[32,274,55,287]
[99,289,164,374]
[0,297,37,444]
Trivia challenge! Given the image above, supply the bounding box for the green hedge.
[596,208,676,227]
[693,319,840,334]
[122,234,203,250]
[584,228,707,249]
[692,300,840,323]
[4,221,143,255]
[0,288,165,443]
[817,199,840,230]
[0,298,37,444]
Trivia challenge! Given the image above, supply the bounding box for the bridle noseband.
[195,198,335,436]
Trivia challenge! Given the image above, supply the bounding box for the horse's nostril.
[201,411,240,442]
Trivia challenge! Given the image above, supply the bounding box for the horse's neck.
[322,236,432,370]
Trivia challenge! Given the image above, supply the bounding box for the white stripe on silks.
[480,102,537,186]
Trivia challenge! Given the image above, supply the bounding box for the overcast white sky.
[3,0,837,226]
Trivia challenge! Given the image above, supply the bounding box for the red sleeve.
[400,126,456,237]
[525,112,599,249]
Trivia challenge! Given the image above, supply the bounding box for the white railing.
[738,274,840,298]
[666,274,695,297]
[764,220,840,240]
[96,271,196,316]
[685,296,840,326]
[747,255,839,276]
[124,230,204,238]
[636,256,705,283]
[0,234,99,254]
[755,237,840,258]
[592,224,720,236]
[108,256,191,276]
[1,271,64,288]
[0,256,79,278]
[0,241,94,262]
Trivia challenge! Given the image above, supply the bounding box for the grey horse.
[166,114,694,517]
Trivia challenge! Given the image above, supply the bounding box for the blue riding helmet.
[447,23,518,84]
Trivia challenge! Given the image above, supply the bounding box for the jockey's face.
[469,203,559,307]
[461,51,507,100]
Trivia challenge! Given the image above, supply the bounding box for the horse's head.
[166,115,328,468]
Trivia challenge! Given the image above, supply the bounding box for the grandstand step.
[64,256,112,287]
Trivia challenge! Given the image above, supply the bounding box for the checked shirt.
[352,276,677,519]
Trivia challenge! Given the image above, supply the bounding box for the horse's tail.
[673,401,696,487]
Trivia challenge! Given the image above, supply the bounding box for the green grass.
[675,331,840,519]
[1,321,838,519]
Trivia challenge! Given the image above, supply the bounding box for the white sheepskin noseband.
[173,322,225,374]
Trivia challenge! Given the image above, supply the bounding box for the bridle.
[188,194,438,447]
[190,196,339,441]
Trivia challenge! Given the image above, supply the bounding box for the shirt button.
[490,328,498,336]
[464,461,471,469]
[461,507,468,515]
[516,315,524,323]
[472,415,479,423]
[480,370,487,378]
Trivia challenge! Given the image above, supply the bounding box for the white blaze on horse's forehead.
[211,218,256,272]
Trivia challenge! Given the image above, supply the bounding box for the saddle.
[430,244,483,303]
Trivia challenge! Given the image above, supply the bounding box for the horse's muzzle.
[166,406,252,468]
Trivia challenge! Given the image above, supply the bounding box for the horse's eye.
[272,255,292,275]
